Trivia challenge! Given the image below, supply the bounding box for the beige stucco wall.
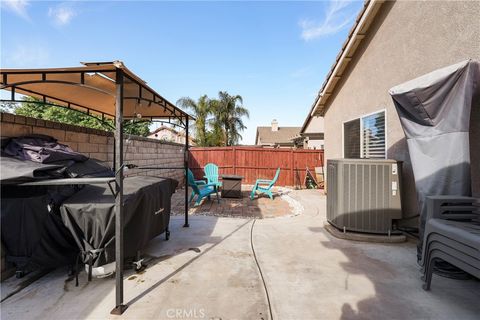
[305,116,324,133]
[323,1,480,221]
[305,138,324,150]
[304,116,325,149]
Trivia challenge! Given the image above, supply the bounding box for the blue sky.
[1,0,363,144]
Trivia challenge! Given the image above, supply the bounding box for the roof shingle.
[256,126,301,145]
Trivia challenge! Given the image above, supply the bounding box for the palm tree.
[215,91,249,146]
[176,95,214,146]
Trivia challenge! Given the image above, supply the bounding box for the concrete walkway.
[1,190,479,320]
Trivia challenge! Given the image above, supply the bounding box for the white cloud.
[290,66,312,79]
[1,0,30,21]
[299,0,358,41]
[48,4,76,26]
[4,43,50,68]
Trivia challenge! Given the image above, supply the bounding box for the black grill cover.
[0,155,66,184]
[1,186,79,270]
[60,176,178,267]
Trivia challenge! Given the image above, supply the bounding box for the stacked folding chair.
[420,196,480,290]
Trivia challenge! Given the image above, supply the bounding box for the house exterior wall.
[148,128,188,144]
[305,116,324,133]
[257,143,296,149]
[323,1,480,221]
[304,137,324,150]
[303,116,325,149]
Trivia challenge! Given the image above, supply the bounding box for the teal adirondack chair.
[187,169,219,206]
[203,163,222,189]
[250,168,281,200]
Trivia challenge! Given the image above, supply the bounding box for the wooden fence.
[189,146,324,187]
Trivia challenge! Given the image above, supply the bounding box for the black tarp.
[1,185,80,270]
[1,135,113,184]
[60,176,178,268]
[389,60,480,260]
[0,155,113,184]
[1,135,178,273]
[0,155,66,184]
[3,134,88,163]
[1,135,114,271]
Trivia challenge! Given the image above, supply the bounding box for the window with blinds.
[361,111,386,159]
[343,111,386,159]
[343,119,360,158]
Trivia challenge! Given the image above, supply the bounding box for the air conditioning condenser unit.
[327,159,402,234]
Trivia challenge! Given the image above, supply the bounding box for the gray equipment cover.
[389,60,480,259]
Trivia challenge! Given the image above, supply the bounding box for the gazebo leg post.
[111,305,128,316]
[184,116,190,228]
[111,68,127,316]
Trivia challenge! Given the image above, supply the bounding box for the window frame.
[342,117,361,158]
[342,109,387,159]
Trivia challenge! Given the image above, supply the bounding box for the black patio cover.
[60,176,178,268]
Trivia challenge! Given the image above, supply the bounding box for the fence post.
[233,146,236,175]
[290,149,294,187]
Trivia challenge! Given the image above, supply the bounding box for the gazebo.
[0,61,194,315]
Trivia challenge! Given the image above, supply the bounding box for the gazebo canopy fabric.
[0,61,192,122]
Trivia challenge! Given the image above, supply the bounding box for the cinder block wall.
[0,112,186,184]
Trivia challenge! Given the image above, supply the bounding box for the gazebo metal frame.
[0,61,194,315]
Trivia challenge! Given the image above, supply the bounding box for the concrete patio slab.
[1,190,479,320]
[1,216,268,320]
[253,190,480,320]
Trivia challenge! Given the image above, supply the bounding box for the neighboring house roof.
[300,0,384,132]
[149,125,182,136]
[148,125,194,143]
[301,132,324,139]
[255,126,301,145]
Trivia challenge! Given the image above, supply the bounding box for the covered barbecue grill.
[389,59,480,260]
[0,61,194,315]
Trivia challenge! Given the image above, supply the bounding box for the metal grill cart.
[0,61,194,315]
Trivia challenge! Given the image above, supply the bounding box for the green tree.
[205,119,225,146]
[175,92,249,147]
[176,95,215,147]
[215,91,249,146]
[123,119,151,137]
[1,97,151,137]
